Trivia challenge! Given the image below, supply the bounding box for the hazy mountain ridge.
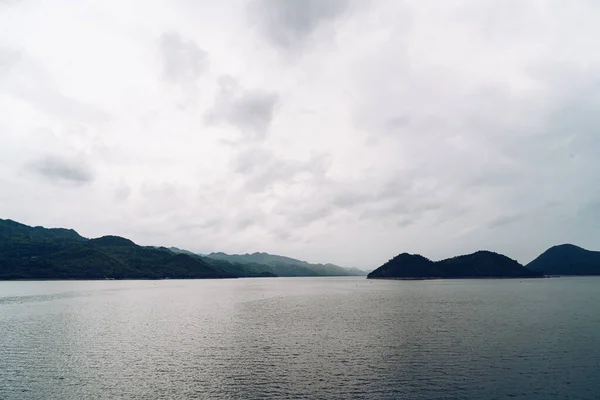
[168,247,277,278]
[0,219,356,279]
[206,251,367,277]
[368,250,543,279]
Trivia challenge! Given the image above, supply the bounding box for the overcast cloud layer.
[1,0,599,268]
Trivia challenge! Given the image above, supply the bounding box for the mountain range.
[367,251,543,279]
[368,243,600,279]
[2,218,600,280]
[205,251,366,277]
[0,218,362,280]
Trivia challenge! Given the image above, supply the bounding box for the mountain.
[0,219,234,280]
[168,247,276,278]
[206,252,366,277]
[527,244,600,275]
[368,250,542,279]
[435,251,542,278]
[0,218,85,241]
[366,253,440,278]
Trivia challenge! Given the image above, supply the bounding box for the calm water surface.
[0,277,599,399]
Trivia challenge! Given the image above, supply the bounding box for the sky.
[1,0,600,269]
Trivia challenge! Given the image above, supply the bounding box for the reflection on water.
[1,277,599,399]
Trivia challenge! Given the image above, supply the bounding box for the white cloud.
[1,0,600,268]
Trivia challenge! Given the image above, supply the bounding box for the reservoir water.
[1,276,599,399]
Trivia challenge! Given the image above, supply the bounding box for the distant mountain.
[168,247,276,278]
[206,252,366,277]
[368,250,542,279]
[0,219,234,280]
[168,247,201,257]
[527,244,600,275]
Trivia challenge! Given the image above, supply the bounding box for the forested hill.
[0,218,359,280]
[0,219,234,280]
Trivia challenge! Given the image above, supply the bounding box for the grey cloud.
[232,147,271,174]
[431,206,471,228]
[235,217,256,231]
[487,213,524,229]
[160,31,208,83]
[113,184,131,202]
[269,227,293,241]
[396,217,415,228]
[576,200,600,224]
[249,0,351,49]
[0,48,22,73]
[331,189,372,208]
[231,147,330,192]
[454,0,547,47]
[6,0,600,268]
[330,176,423,212]
[175,218,224,232]
[467,167,521,189]
[206,76,279,140]
[1,49,110,124]
[6,87,110,126]
[385,115,411,131]
[280,203,335,227]
[232,207,268,231]
[27,156,94,185]
[16,88,110,124]
[359,199,442,221]
[270,170,442,229]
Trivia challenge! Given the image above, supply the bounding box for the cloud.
[26,156,95,186]
[0,47,110,124]
[113,183,131,202]
[3,1,600,267]
[248,0,351,49]
[487,213,523,229]
[205,76,279,140]
[231,147,330,193]
[14,87,111,125]
[0,48,22,72]
[175,218,224,232]
[159,31,208,83]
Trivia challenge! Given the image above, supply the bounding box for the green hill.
[0,219,233,280]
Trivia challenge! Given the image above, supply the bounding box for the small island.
[367,250,543,279]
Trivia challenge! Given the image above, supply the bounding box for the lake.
[1,276,599,399]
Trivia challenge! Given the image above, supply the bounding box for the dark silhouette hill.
[368,250,542,279]
[365,253,440,278]
[527,244,600,275]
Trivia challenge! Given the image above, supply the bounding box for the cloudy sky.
[1,0,599,268]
